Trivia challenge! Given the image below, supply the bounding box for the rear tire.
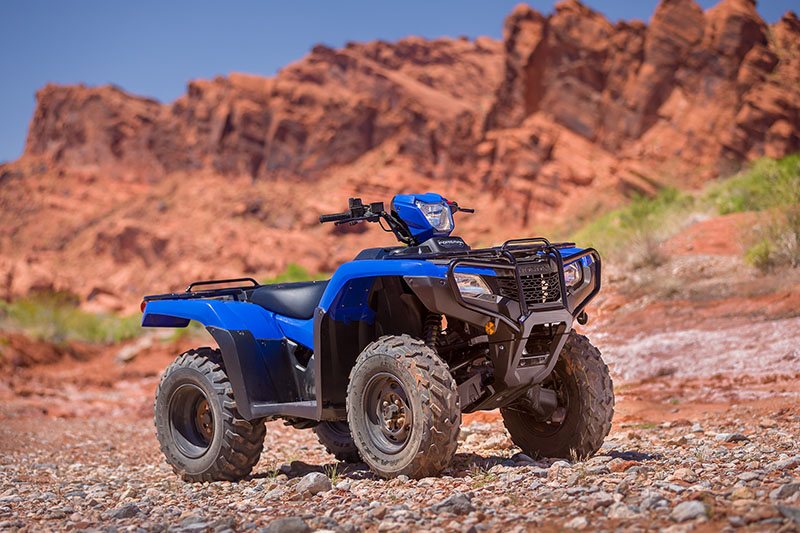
[154,347,266,482]
[347,335,460,479]
[314,421,361,463]
[501,333,614,460]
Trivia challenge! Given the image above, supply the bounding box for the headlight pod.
[415,200,453,232]
[563,263,582,288]
[563,262,589,288]
[454,273,492,299]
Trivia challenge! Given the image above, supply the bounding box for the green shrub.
[0,292,141,344]
[707,154,800,214]
[571,187,693,260]
[571,154,800,270]
[261,263,327,285]
[744,205,800,272]
[744,239,775,272]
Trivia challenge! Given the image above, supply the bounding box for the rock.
[607,502,637,519]
[114,335,154,363]
[369,505,387,520]
[263,488,284,500]
[109,503,141,519]
[640,491,666,511]
[295,472,331,495]
[430,493,474,515]
[738,471,761,482]
[671,468,698,483]
[725,433,750,443]
[262,517,311,533]
[591,491,614,509]
[564,516,589,529]
[770,482,800,500]
[586,465,611,476]
[759,418,778,429]
[767,456,800,472]
[731,486,755,500]
[529,467,550,478]
[671,500,708,522]
[777,505,800,525]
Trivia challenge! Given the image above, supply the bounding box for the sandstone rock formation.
[1,0,797,310]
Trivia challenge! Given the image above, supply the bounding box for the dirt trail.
[2,298,799,531]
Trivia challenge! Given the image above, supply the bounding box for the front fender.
[318,259,443,312]
[318,258,495,314]
[141,299,283,339]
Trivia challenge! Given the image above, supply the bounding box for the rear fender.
[141,299,282,338]
[143,299,299,420]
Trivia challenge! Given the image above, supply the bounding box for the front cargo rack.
[399,237,601,332]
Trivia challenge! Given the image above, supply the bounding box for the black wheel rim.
[168,383,215,458]
[363,372,413,455]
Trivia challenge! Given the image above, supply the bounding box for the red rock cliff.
[1,0,798,309]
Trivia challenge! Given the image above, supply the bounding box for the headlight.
[454,273,492,299]
[415,200,452,232]
[563,263,583,288]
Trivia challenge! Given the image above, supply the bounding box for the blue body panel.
[392,192,455,243]
[143,299,284,338]
[140,258,507,348]
[141,236,590,350]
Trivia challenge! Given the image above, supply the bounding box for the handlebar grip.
[319,212,350,223]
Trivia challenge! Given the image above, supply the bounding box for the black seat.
[248,280,330,320]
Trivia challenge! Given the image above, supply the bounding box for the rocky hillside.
[1,0,798,310]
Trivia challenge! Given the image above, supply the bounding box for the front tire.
[314,421,361,463]
[501,333,614,460]
[347,335,460,479]
[154,347,266,482]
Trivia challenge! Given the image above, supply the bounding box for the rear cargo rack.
[144,277,261,303]
[186,277,260,292]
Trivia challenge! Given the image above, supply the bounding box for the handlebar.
[447,201,475,214]
[319,212,350,223]
[319,196,474,246]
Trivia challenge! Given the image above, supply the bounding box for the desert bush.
[0,292,141,344]
[260,263,327,284]
[707,154,800,214]
[571,187,692,264]
[571,154,800,271]
[744,205,800,272]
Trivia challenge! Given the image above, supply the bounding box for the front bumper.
[406,239,601,410]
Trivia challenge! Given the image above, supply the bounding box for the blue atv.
[142,193,613,481]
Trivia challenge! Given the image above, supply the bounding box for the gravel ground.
[1,378,799,532]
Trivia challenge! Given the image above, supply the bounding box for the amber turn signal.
[484,320,496,336]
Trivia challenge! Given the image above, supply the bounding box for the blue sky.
[0,1,794,163]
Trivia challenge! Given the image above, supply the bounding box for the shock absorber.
[424,313,442,352]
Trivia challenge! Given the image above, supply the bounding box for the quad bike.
[142,193,614,481]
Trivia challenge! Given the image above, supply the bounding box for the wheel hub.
[195,399,213,440]
[364,373,413,454]
[380,392,409,437]
[168,383,215,458]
